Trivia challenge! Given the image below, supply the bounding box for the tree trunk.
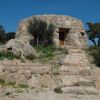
[91,39,96,46]
[37,37,39,46]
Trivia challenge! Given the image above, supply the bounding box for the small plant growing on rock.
[17,84,29,88]
[0,79,6,86]
[0,52,14,61]
[7,81,16,87]
[34,45,68,64]
[54,87,63,93]
[5,92,11,96]
[87,46,100,67]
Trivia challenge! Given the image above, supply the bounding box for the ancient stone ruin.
[0,15,100,98]
[16,15,87,49]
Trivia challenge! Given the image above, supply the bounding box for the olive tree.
[28,18,55,46]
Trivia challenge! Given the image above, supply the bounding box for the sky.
[0,0,100,32]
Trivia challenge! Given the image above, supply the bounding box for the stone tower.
[16,14,87,49]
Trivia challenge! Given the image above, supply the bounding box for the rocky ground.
[0,88,100,100]
[0,48,100,100]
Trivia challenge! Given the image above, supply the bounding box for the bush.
[35,45,56,60]
[7,81,16,87]
[0,79,6,86]
[5,92,11,96]
[88,46,100,67]
[17,84,29,88]
[0,25,6,43]
[54,87,63,93]
[6,32,16,41]
[34,45,68,64]
[0,52,14,61]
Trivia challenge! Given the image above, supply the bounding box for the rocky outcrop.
[5,39,38,58]
[16,14,87,49]
[0,39,38,60]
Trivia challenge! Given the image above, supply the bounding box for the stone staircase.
[56,48,98,95]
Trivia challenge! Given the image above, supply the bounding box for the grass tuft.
[54,87,63,93]
[7,81,16,87]
[0,79,6,86]
[17,84,29,88]
[5,92,11,96]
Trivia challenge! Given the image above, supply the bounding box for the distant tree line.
[0,25,16,44]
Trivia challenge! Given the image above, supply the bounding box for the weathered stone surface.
[24,70,32,80]
[0,71,9,80]
[61,86,98,95]
[28,75,40,88]
[5,39,38,58]
[60,76,79,86]
[59,65,79,75]
[63,52,90,66]
[16,75,27,85]
[6,74,27,85]
[59,65,91,76]
[78,77,93,86]
[92,67,100,90]
[60,76,93,86]
[16,14,87,49]
[39,74,55,88]
[31,66,51,74]
[0,65,5,72]
[18,69,24,75]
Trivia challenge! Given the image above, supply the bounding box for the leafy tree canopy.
[0,25,16,44]
[6,32,16,40]
[28,18,55,46]
[86,22,100,46]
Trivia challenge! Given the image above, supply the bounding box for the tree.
[87,22,100,67]
[87,22,100,46]
[28,18,55,46]
[88,46,100,67]
[6,32,16,41]
[0,25,6,43]
[45,24,55,45]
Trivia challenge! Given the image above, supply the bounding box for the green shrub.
[0,52,14,61]
[54,87,63,93]
[0,79,6,86]
[34,45,68,64]
[87,46,100,67]
[17,84,29,88]
[5,92,11,96]
[7,81,16,87]
[35,45,56,59]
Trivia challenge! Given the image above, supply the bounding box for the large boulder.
[5,39,38,58]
